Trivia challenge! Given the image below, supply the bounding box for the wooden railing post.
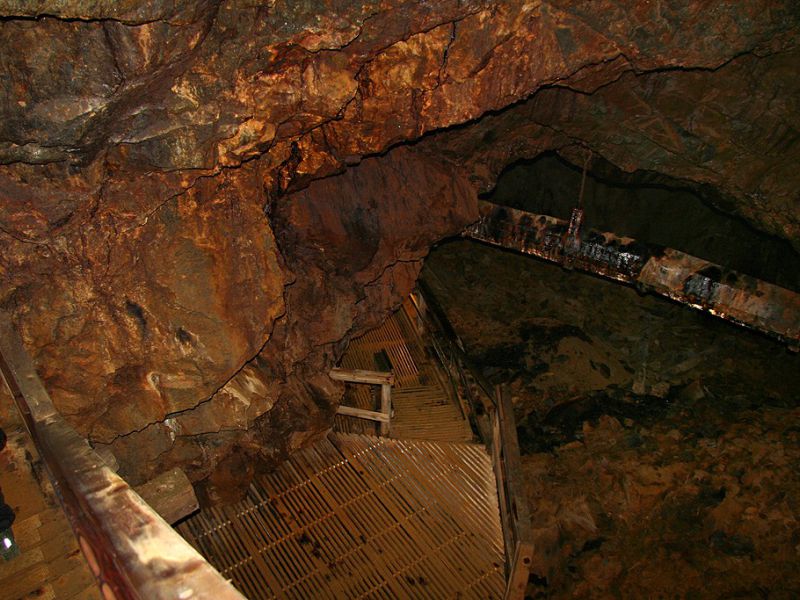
[330,368,395,435]
[494,385,534,600]
[380,383,392,436]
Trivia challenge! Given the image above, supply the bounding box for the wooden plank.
[49,552,100,600]
[492,411,514,566]
[134,467,199,524]
[222,505,281,599]
[333,440,461,595]
[496,386,533,546]
[504,541,534,600]
[288,446,406,598]
[380,384,392,436]
[330,368,395,386]
[6,564,52,599]
[0,546,45,578]
[336,405,390,423]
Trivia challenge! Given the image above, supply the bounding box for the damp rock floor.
[423,240,800,599]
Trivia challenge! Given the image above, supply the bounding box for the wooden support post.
[380,383,392,436]
[134,467,199,525]
[331,368,394,436]
[505,541,534,600]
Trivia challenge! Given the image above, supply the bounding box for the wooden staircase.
[178,303,509,598]
[177,433,505,599]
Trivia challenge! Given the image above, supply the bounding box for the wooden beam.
[496,385,533,545]
[134,468,199,525]
[93,446,119,472]
[380,384,392,436]
[335,405,390,423]
[490,385,534,598]
[492,411,514,566]
[0,310,245,600]
[465,201,800,346]
[330,367,395,386]
[505,541,534,600]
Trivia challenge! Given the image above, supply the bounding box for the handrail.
[493,385,534,600]
[0,311,245,600]
[330,367,395,435]
[408,281,495,438]
[406,284,534,599]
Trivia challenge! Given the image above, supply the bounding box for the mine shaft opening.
[415,150,800,597]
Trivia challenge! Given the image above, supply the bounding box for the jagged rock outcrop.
[422,46,800,247]
[1,0,798,498]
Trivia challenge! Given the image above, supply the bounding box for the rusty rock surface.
[100,147,477,499]
[1,0,799,493]
[424,239,800,598]
[423,46,800,245]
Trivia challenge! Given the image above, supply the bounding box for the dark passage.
[423,154,800,599]
[487,153,800,292]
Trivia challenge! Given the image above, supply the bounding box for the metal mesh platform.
[177,433,505,599]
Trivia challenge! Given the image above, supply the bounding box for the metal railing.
[0,311,245,600]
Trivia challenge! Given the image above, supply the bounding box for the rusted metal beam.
[464,201,800,346]
[0,311,245,600]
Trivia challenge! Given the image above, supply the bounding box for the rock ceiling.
[0,0,798,498]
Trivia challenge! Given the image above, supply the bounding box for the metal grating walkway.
[177,433,505,599]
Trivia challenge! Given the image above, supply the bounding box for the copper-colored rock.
[1,1,799,494]
[93,148,476,495]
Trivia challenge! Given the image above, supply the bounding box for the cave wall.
[1,0,798,496]
[81,147,477,502]
[425,45,800,246]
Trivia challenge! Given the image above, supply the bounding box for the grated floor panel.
[177,433,505,599]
